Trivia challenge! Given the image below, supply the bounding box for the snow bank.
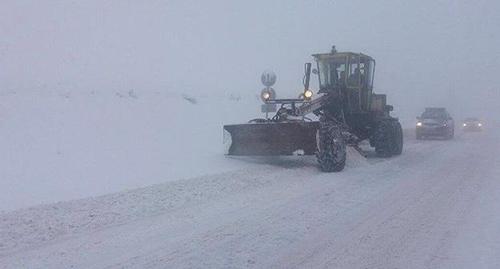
[0,90,261,211]
[0,165,288,255]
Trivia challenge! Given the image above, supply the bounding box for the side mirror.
[312,68,318,75]
[416,116,421,120]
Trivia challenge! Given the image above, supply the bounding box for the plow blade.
[224,121,320,156]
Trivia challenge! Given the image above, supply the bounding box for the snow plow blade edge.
[223,122,319,156]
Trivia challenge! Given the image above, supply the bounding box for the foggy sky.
[1,0,499,119]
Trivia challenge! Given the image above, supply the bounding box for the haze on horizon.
[1,0,499,120]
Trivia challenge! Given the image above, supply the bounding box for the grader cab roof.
[312,52,374,62]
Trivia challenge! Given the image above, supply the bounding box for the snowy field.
[0,90,262,211]
[1,92,500,268]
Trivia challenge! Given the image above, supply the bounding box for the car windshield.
[465,118,479,122]
[421,110,446,119]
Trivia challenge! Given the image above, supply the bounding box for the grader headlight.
[261,90,271,102]
[304,89,313,99]
[260,88,275,102]
[262,91,270,100]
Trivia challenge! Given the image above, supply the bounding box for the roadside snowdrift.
[0,90,261,211]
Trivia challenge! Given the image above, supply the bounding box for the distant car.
[462,117,483,132]
[416,107,455,140]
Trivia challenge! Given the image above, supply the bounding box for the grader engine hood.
[223,122,319,156]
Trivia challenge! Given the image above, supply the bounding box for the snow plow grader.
[224,46,403,172]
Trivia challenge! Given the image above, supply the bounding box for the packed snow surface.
[1,92,499,268]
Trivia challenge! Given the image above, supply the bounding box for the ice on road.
[1,128,499,268]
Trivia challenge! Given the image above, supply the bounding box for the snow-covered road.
[1,128,499,268]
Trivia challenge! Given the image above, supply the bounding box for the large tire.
[316,121,346,172]
[372,120,394,157]
[392,121,403,155]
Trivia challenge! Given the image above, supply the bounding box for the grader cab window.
[348,63,364,87]
[347,56,375,89]
[317,57,347,91]
[344,55,376,111]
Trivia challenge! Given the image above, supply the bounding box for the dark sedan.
[416,107,455,140]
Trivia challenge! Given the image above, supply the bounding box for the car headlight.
[478,123,482,127]
[304,89,313,99]
[416,122,422,127]
[463,123,467,127]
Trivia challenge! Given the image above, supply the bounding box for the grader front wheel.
[316,122,346,172]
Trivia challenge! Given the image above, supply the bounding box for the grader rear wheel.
[372,120,395,158]
[392,121,403,155]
